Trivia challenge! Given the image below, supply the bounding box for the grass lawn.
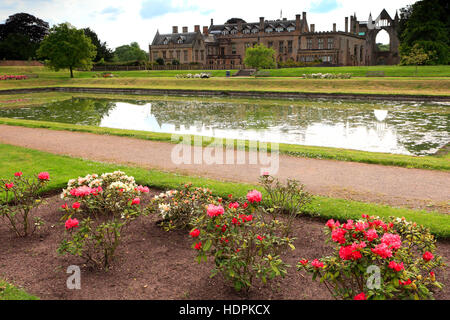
[1,65,449,78]
[1,143,449,238]
[0,280,38,300]
[1,66,450,96]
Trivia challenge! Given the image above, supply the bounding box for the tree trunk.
[70,66,74,78]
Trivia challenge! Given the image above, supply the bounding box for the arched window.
[375,29,390,52]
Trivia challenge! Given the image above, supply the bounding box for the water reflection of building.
[93,100,447,156]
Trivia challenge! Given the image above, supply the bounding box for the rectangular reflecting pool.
[0,96,448,156]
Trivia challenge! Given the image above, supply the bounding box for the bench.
[366,71,385,77]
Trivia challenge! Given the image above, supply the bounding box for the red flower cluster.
[190,229,200,238]
[339,242,365,261]
[65,218,79,230]
[423,251,434,262]
[228,202,239,209]
[311,259,324,269]
[354,292,367,300]
[0,75,28,81]
[5,183,14,189]
[388,261,404,272]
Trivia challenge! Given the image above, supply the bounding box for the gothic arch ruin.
[365,9,400,65]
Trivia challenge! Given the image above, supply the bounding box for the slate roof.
[151,32,199,46]
[209,19,300,34]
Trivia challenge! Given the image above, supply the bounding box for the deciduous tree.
[0,12,49,60]
[37,23,96,78]
[243,44,276,70]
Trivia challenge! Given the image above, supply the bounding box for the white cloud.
[0,0,418,51]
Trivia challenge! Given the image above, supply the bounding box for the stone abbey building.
[149,9,400,68]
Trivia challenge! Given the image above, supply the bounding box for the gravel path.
[0,125,449,212]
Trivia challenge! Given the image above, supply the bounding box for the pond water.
[0,97,448,156]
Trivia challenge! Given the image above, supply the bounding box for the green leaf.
[203,239,212,251]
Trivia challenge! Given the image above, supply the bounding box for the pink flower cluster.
[69,185,103,197]
[136,185,150,193]
[246,190,262,203]
[38,172,50,180]
[207,204,224,217]
[0,75,28,81]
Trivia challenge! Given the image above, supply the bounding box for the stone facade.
[149,10,400,67]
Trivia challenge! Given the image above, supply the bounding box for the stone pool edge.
[1,87,449,102]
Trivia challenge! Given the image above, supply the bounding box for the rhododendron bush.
[0,171,49,236]
[147,183,215,230]
[58,171,147,269]
[191,190,295,292]
[297,215,445,300]
[259,174,312,237]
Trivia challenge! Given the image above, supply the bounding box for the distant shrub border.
[303,73,352,79]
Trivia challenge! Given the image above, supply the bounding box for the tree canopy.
[83,28,114,62]
[0,12,49,60]
[243,44,276,70]
[37,23,96,78]
[113,42,148,62]
[399,0,449,65]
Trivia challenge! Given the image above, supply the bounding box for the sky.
[0,0,418,51]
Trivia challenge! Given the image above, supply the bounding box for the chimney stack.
[194,25,200,32]
[183,26,188,33]
[345,17,348,33]
[296,14,301,29]
[302,12,306,21]
[259,17,264,31]
[203,26,208,34]
[210,18,214,26]
[310,24,315,33]
[333,23,336,32]
[172,26,178,34]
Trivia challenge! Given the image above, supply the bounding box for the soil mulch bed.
[1,191,449,300]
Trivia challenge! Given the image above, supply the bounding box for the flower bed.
[0,171,447,299]
[0,75,28,80]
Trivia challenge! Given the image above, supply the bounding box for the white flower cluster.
[158,203,171,218]
[61,171,139,199]
[175,73,211,79]
[153,190,178,200]
[302,73,352,79]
